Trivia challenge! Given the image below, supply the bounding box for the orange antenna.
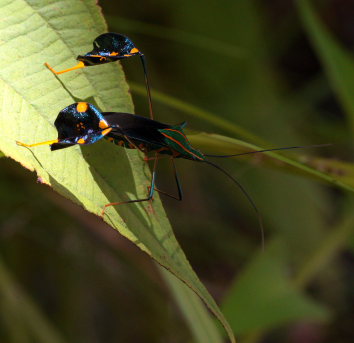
[16,139,59,148]
[44,61,85,75]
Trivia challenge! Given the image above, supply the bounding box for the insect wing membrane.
[103,112,170,148]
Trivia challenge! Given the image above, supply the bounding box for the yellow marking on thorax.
[76,102,88,112]
[101,128,112,136]
[77,138,85,144]
[99,120,109,129]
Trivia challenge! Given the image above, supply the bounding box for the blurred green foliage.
[1,0,354,342]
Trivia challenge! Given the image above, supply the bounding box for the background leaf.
[222,241,330,334]
[296,0,354,133]
[188,132,354,192]
[160,267,223,343]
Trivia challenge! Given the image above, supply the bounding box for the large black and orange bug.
[45,33,154,119]
[16,102,327,245]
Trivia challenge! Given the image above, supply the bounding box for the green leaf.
[222,241,330,334]
[293,205,354,289]
[0,1,234,342]
[296,0,354,132]
[160,266,223,343]
[188,132,354,192]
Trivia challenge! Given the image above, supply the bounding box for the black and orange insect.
[16,102,260,218]
[17,101,326,244]
[45,33,154,119]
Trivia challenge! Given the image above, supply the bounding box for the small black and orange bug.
[17,102,328,246]
[45,33,154,119]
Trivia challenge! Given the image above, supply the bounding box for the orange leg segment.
[101,154,159,217]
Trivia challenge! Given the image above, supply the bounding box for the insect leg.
[139,54,154,120]
[152,157,183,201]
[101,155,159,217]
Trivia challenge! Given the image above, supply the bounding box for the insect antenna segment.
[204,144,331,158]
[204,159,265,250]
